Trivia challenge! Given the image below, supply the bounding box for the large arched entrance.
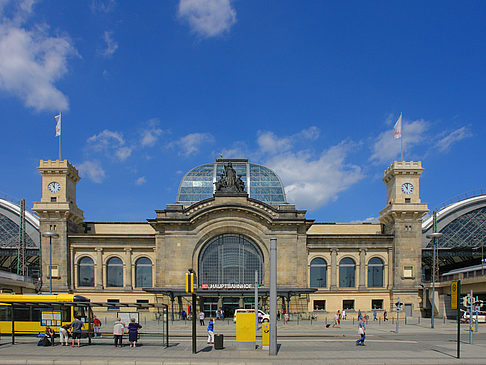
[198,234,264,317]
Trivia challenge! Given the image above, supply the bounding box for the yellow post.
[262,322,270,348]
[451,281,458,310]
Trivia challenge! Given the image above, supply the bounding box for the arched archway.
[199,234,264,286]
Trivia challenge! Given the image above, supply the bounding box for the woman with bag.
[356,317,366,346]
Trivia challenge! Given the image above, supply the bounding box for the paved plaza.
[0,319,485,364]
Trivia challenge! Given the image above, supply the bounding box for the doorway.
[223,297,240,318]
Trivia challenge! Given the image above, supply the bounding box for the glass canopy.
[176,159,287,206]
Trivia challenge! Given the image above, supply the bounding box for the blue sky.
[0,0,484,223]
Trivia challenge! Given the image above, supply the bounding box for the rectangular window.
[107,299,120,311]
[48,265,59,278]
[342,300,354,310]
[50,197,57,202]
[372,299,384,310]
[405,198,411,203]
[313,300,326,311]
[403,266,414,278]
[137,299,149,311]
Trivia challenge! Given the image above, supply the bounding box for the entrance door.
[223,297,240,318]
[203,297,218,318]
[405,304,412,317]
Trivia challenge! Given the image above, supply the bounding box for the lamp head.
[42,232,59,238]
[426,232,443,239]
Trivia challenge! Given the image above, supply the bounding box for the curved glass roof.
[176,159,287,206]
[0,199,39,249]
[422,194,486,249]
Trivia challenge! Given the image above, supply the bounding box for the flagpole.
[59,112,62,161]
[400,112,403,161]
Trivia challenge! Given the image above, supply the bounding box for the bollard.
[325,317,327,325]
[443,316,446,324]
[418,317,420,325]
[379,318,381,325]
[405,316,407,325]
[392,317,394,324]
[353,317,354,325]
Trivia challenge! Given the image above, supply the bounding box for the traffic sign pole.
[456,280,461,359]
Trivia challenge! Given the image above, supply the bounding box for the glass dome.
[176,159,287,206]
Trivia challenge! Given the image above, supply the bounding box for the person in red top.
[93,316,102,338]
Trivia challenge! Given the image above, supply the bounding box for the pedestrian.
[332,311,340,327]
[199,311,205,326]
[373,310,377,321]
[93,316,102,338]
[70,316,84,347]
[113,317,125,347]
[357,309,362,321]
[181,310,186,321]
[207,317,214,344]
[44,326,55,346]
[128,317,142,348]
[342,309,346,320]
[356,316,366,346]
[338,310,341,325]
[59,324,71,346]
[383,310,388,321]
[284,312,289,324]
[258,311,263,323]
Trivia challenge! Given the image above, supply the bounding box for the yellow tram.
[0,294,93,335]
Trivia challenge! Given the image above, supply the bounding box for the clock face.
[401,182,414,195]
[47,181,61,193]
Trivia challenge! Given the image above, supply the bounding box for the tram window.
[32,307,42,321]
[0,306,10,321]
[13,307,30,321]
[73,306,86,319]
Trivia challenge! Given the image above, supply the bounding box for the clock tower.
[379,161,428,311]
[33,160,84,292]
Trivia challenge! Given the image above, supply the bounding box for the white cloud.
[178,0,236,38]
[101,30,118,57]
[370,119,428,164]
[140,119,163,147]
[435,126,472,152]
[171,132,215,156]
[257,126,320,155]
[0,2,76,111]
[87,129,132,161]
[135,176,146,185]
[90,0,116,14]
[264,140,364,210]
[257,131,291,155]
[78,160,106,183]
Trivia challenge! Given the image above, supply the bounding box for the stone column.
[387,247,394,289]
[330,249,338,290]
[239,296,244,308]
[70,247,75,290]
[95,248,103,290]
[359,248,367,290]
[124,248,132,290]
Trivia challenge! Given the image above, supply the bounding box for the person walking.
[70,316,84,347]
[383,310,388,321]
[342,309,346,320]
[356,317,366,346]
[93,316,102,338]
[181,310,186,321]
[207,317,214,344]
[373,310,377,321]
[199,311,205,326]
[113,318,125,347]
[357,309,362,321]
[332,311,340,327]
[128,317,142,347]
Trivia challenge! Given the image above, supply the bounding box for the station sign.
[200,283,254,289]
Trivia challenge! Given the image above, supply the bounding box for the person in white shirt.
[113,318,125,347]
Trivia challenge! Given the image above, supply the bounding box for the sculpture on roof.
[214,162,245,193]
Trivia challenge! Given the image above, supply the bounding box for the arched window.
[199,234,264,285]
[78,257,94,287]
[135,257,152,288]
[106,257,123,287]
[368,257,384,287]
[310,258,327,288]
[339,257,356,288]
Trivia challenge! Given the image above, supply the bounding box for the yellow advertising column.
[236,312,256,349]
[262,322,270,349]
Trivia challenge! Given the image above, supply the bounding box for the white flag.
[55,114,61,136]
[393,113,402,139]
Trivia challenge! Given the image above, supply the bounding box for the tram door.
[223,297,240,318]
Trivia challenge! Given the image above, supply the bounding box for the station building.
[27,157,433,319]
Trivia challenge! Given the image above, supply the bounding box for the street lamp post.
[426,232,443,329]
[41,232,59,294]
